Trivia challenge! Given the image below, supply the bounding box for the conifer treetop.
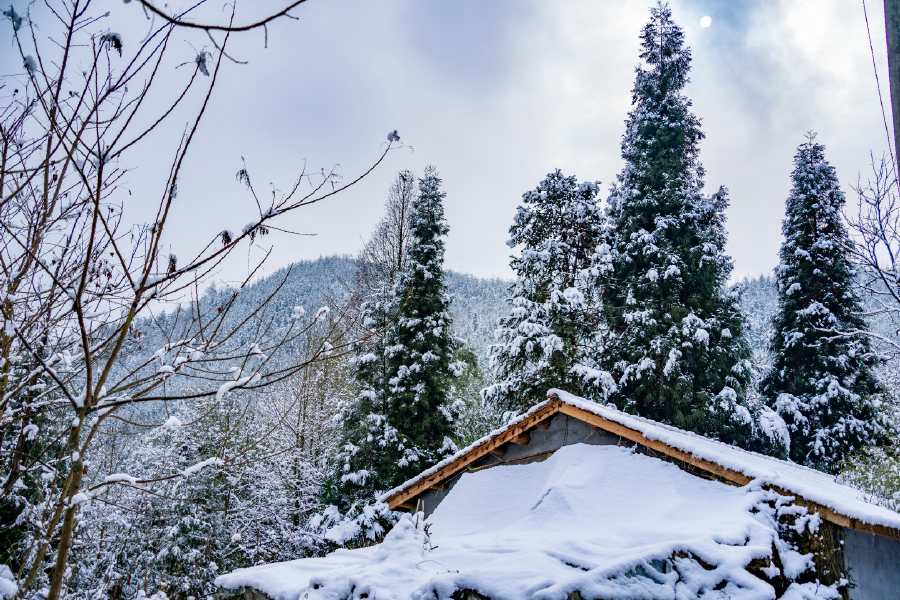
[488,170,604,412]
[385,165,457,479]
[618,0,704,200]
[762,134,889,470]
[593,1,768,450]
[637,1,691,94]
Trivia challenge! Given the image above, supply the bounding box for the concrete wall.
[844,527,900,600]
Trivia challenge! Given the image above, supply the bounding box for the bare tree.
[64,319,354,599]
[845,155,900,359]
[356,169,417,296]
[0,2,400,598]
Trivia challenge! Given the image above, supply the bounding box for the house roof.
[383,389,900,540]
[218,442,848,600]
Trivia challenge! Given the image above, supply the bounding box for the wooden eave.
[385,393,900,541]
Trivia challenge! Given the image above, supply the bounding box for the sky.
[2,0,894,284]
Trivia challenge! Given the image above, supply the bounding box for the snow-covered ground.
[216,443,841,600]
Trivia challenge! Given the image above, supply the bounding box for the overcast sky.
[3,0,894,284]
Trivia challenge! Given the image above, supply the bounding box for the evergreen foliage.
[385,165,459,478]
[316,288,398,543]
[450,346,502,447]
[317,168,459,543]
[487,170,604,413]
[591,2,760,447]
[317,173,416,542]
[761,136,889,471]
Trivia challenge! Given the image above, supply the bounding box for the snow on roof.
[385,389,900,533]
[216,444,840,600]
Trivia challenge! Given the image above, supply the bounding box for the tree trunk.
[46,424,84,600]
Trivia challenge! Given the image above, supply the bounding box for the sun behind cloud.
[700,15,712,27]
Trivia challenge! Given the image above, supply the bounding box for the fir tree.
[761,135,888,471]
[593,2,758,446]
[318,291,398,543]
[317,171,419,543]
[317,167,459,544]
[384,165,459,482]
[487,170,604,413]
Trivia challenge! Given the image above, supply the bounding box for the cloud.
[3,0,890,282]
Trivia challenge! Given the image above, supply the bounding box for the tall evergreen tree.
[317,167,458,543]
[384,165,459,481]
[593,2,757,446]
[317,288,398,543]
[317,171,419,543]
[487,170,604,413]
[761,135,888,471]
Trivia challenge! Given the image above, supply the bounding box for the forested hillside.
[136,256,509,367]
[145,259,777,385]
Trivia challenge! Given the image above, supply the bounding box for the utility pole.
[885,0,900,169]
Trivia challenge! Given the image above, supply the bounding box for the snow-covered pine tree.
[761,135,888,471]
[316,291,398,545]
[487,170,604,413]
[384,165,459,481]
[317,172,419,544]
[315,167,459,545]
[312,294,398,545]
[593,2,757,446]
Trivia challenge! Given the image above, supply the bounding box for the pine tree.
[761,135,888,471]
[594,2,757,445]
[317,292,398,543]
[317,171,419,543]
[316,167,459,544]
[384,165,459,481]
[487,170,604,413]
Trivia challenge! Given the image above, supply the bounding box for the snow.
[217,443,840,600]
[549,391,900,532]
[22,423,38,441]
[104,473,138,484]
[215,374,260,403]
[384,391,900,533]
[181,457,224,477]
[161,415,182,429]
[0,564,15,599]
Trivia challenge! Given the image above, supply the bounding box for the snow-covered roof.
[216,443,843,600]
[384,389,900,537]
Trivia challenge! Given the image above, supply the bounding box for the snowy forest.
[2,1,900,600]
